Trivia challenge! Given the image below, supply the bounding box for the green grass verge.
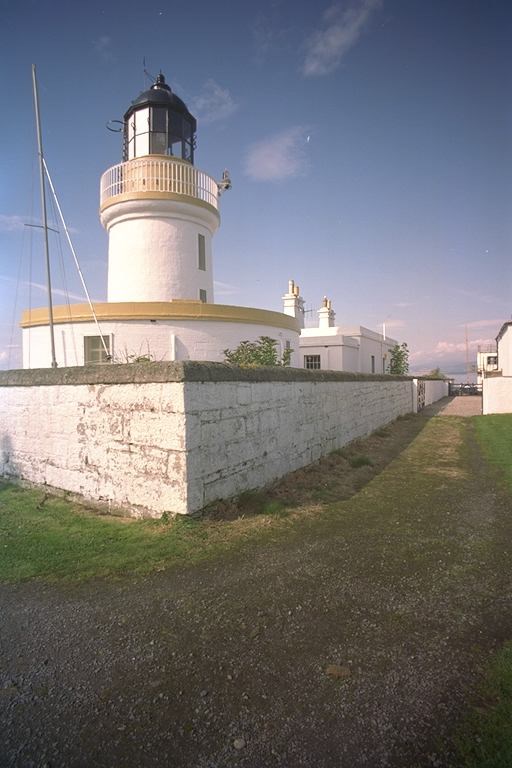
[454,414,512,767]
[473,414,512,493]
[455,642,512,768]
[348,454,374,468]
[0,413,508,586]
[0,481,261,583]
[0,415,467,583]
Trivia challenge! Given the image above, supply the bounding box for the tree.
[224,336,292,367]
[387,343,409,375]
[427,367,447,379]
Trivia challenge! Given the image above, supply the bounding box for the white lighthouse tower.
[21,73,300,368]
[101,73,218,305]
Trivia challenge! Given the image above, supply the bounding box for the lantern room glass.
[125,105,195,163]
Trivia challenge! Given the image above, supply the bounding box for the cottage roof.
[496,321,512,343]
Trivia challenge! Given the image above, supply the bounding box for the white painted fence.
[100,157,219,210]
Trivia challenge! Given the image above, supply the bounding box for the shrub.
[348,455,374,468]
[224,336,292,367]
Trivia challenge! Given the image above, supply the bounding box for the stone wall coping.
[0,361,429,387]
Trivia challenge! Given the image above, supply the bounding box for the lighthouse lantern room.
[123,73,196,162]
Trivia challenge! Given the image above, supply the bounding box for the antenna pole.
[43,158,111,361]
[32,64,57,368]
[465,324,470,380]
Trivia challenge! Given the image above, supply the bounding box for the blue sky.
[1,0,511,376]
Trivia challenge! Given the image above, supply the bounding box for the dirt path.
[1,406,511,768]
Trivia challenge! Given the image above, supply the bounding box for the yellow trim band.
[99,191,219,217]
[21,301,300,333]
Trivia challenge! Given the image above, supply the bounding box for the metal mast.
[32,64,57,368]
[465,324,470,380]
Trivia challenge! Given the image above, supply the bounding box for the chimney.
[318,296,336,328]
[282,278,305,329]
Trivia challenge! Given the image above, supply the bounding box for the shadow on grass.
[202,398,454,522]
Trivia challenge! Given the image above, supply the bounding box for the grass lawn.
[474,414,512,493]
[455,642,512,768]
[1,412,511,587]
[0,409,431,584]
[0,481,276,583]
[453,414,512,768]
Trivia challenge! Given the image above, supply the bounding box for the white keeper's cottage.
[281,280,398,373]
[482,321,512,414]
[22,73,300,368]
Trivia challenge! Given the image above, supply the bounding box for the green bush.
[224,336,292,367]
[348,455,374,468]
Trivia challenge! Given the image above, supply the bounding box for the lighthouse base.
[21,301,300,368]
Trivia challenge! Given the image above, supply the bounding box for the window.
[382,357,386,373]
[199,289,207,303]
[84,335,111,365]
[371,355,375,373]
[150,107,168,154]
[487,355,498,367]
[169,113,184,158]
[133,108,149,156]
[183,118,193,157]
[304,355,321,370]
[198,234,206,271]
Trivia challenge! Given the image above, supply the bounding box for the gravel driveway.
[436,396,482,417]
[1,408,511,768]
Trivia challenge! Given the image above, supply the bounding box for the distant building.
[482,322,512,414]
[283,280,398,373]
[476,344,498,385]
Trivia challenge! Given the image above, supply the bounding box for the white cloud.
[433,338,495,356]
[93,35,115,63]
[32,282,89,302]
[383,319,405,330]
[245,126,309,182]
[302,0,381,77]
[214,280,240,297]
[0,274,91,303]
[251,13,288,66]
[458,319,504,330]
[252,16,275,65]
[191,80,237,125]
[409,336,497,368]
[454,287,506,306]
[0,215,27,232]
[0,214,77,234]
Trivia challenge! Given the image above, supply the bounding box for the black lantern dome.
[123,73,197,164]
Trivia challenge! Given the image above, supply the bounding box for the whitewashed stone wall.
[423,379,449,406]
[482,375,512,414]
[0,363,445,517]
[185,378,413,511]
[412,379,449,412]
[0,371,189,516]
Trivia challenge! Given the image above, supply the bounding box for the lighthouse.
[101,73,219,305]
[21,73,300,368]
